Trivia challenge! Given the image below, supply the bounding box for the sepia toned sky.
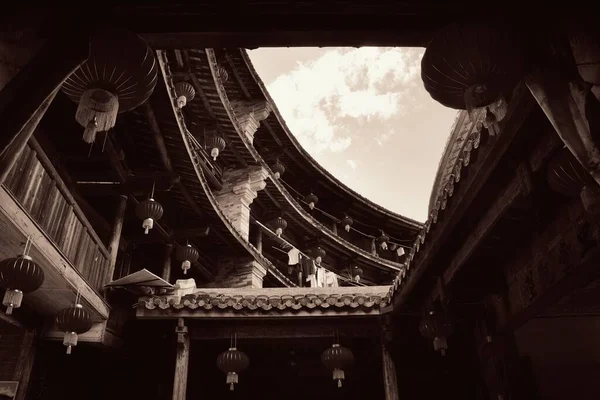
[248,47,457,222]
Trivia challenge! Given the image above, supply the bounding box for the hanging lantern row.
[322,342,354,388]
[176,243,200,275]
[206,134,226,161]
[377,231,390,250]
[61,27,158,144]
[312,246,326,265]
[305,192,318,210]
[272,158,286,179]
[174,81,196,109]
[274,216,287,237]
[135,183,164,235]
[419,309,454,356]
[0,237,45,315]
[55,301,93,355]
[341,214,353,232]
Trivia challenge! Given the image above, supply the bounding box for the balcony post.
[106,194,128,283]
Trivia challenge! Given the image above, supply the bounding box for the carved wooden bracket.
[175,318,188,346]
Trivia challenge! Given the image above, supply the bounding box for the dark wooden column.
[381,317,399,400]
[162,244,173,283]
[12,329,36,400]
[107,194,128,282]
[0,90,57,184]
[256,228,263,254]
[0,30,89,161]
[172,318,190,400]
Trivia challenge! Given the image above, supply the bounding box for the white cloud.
[346,159,357,170]
[256,47,423,154]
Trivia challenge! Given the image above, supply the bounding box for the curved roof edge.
[427,110,475,212]
[239,49,423,231]
[157,49,295,288]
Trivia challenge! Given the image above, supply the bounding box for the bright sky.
[248,47,457,222]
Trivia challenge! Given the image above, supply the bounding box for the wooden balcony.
[0,138,110,320]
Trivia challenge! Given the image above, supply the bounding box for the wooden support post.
[256,228,263,254]
[107,195,128,283]
[0,31,89,160]
[172,318,190,400]
[12,329,36,400]
[381,318,399,400]
[163,244,173,283]
[0,90,58,184]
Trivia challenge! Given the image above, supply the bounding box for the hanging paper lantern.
[421,22,525,132]
[305,192,318,210]
[174,81,196,109]
[322,343,354,388]
[217,347,250,391]
[206,134,226,161]
[217,66,229,83]
[0,254,44,315]
[176,244,199,275]
[547,146,600,214]
[351,266,363,283]
[377,231,390,251]
[274,216,287,237]
[55,303,93,354]
[135,198,164,234]
[312,246,326,265]
[341,214,353,233]
[272,159,286,179]
[419,309,454,356]
[61,27,158,144]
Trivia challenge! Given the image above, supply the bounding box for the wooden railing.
[2,139,111,291]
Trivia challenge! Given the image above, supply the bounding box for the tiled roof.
[138,286,391,315]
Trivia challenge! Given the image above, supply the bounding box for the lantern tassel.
[182,260,191,274]
[3,289,23,315]
[276,228,283,236]
[75,88,119,144]
[433,336,448,356]
[63,331,78,355]
[309,202,315,210]
[333,368,345,388]
[226,372,238,391]
[315,256,322,265]
[143,218,154,234]
[211,148,220,161]
[83,117,99,144]
[344,224,351,232]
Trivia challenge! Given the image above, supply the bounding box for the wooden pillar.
[0,31,89,160]
[162,244,173,283]
[107,194,128,282]
[256,228,263,254]
[0,90,57,184]
[381,317,399,400]
[172,318,190,400]
[12,329,36,400]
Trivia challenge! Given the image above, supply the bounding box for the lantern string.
[278,179,414,248]
[230,333,233,349]
[150,181,156,199]
[101,131,109,152]
[23,235,32,256]
[87,141,94,158]
[75,285,81,306]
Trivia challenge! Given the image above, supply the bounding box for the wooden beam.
[382,341,399,400]
[145,102,173,172]
[172,318,190,400]
[102,134,130,183]
[107,195,128,282]
[0,90,58,184]
[171,226,210,240]
[0,30,89,160]
[187,318,380,339]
